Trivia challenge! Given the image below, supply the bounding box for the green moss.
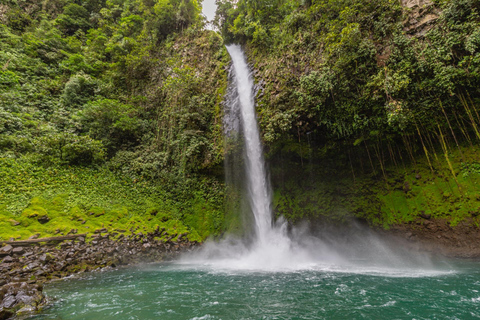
[271,144,480,229]
[0,155,224,241]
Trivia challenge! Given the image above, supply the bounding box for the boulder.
[0,295,16,309]
[2,256,13,264]
[12,247,24,255]
[0,246,12,256]
[37,215,50,224]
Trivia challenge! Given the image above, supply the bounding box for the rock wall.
[402,0,440,37]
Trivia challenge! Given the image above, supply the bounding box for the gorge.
[1,0,480,318]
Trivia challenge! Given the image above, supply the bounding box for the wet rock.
[0,231,196,319]
[28,234,40,240]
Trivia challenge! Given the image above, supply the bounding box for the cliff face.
[402,0,440,36]
[216,0,480,229]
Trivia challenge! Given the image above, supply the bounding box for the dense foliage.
[2,0,480,239]
[216,0,480,227]
[0,0,229,240]
[216,0,480,154]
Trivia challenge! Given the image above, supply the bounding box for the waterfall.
[179,45,436,272]
[225,44,272,243]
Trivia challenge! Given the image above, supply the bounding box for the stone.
[12,247,24,255]
[15,293,34,305]
[37,215,50,224]
[420,212,432,220]
[26,262,40,270]
[34,270,45,277]
[38,254,49,263]
[1,295,16,309]
[94,228,108,234]
[28,234,39,240]
[401,0,432,9]
[0,245,13,256]
[2,256,13,264]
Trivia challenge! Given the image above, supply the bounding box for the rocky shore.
[0,227,197,319]
[2,218,479,319]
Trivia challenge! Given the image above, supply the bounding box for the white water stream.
[226,45,274,243]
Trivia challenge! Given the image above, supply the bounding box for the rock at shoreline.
[0,232,198,319]
[0,282,46,319]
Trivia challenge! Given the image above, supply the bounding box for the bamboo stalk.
[460,92,480,141]
[437,124,462,194]
[438,99,464,162]
[364,140,377,175]
[415,121,434,174]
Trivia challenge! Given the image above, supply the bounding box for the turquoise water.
[32,260,480,320]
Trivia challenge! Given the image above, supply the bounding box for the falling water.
[180,45,441,273]
[226,44,272,243]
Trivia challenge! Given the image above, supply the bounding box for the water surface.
[32,260,480,320]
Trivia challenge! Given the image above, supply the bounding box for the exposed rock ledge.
[388,218,480,259]
[0,228,197,319]
[402,0,440,37]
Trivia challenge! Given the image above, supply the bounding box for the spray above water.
[180,45,449,276]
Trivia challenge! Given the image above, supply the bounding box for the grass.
[0,154,224,242]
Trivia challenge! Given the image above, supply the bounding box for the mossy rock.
[88,206,105,217]
[22,206,48,219]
